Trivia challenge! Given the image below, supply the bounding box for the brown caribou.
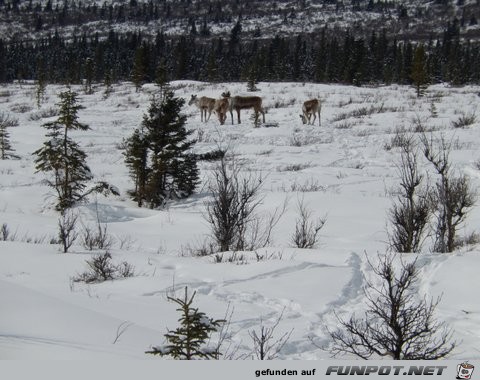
[188,94,216,122]
[299,98,321,126]
[213,97,229,125]
[222,91,265,125]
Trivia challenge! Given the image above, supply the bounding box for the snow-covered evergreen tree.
[124,90,199,208]
[146,287,224,360]
[0,112,19,160]
[34,90,117,212]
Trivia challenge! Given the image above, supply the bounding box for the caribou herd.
[188,92,320,126]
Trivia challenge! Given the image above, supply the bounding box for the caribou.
[188,94,216,122]
[222,91,265,125]
[213,97,229,125]
[299,98,321,126]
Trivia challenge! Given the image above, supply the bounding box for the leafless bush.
[334,121,354,129]
[0,223,11,241]
[213,251,248,265]
[291,197,326,249]
[452,111,476,129]
[321,253,456,359]
[58,210,79,253]
[277,163,312,172]
[116,234,137,250]
[10,103,32,114]
[286,179,326,193]
[112,321,133,344]
[82,222,114,251]
[28,107,59,121]
[181,239,217,257]
[384,127,415,151]
[204,155,263,252]
[454,231,480,250]
[0,112,19,128]
[388,136,431,253]
[289,133,312,147]
[73,252,134,283]
[331,104,396,122]
[289,132,333,146]
[421,134,476,253]
[245,309,293,360]
[272,98,296,108]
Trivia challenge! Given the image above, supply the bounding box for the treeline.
[0,24,478,86]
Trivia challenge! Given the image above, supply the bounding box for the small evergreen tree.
[124,91,199,208]
[246,64,259,92]
[123,126,149,207]
[154,59,169,97]
[34,90,117,212]
[146,287,224,359]
[411,44,428,97]
[35,60,47,108]
[132,45,147,91]
[0,112,19,160]
[84,57,94,95]
[103,69,114,98]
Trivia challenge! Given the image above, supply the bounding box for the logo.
[457,363,474,380]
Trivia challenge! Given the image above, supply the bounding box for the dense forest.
[0,22,477,86]
[0,0,478,86]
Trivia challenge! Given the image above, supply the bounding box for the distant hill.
[0,0,478,43]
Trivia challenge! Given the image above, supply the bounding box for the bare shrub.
[73,251,134,283]
[384,127,414,151]
[0,112,19,128]
[331,104,396,122]
[82,222,114,251]
[246,309,293,360]
[452,111,476,128]
[272,98,296,108]
[204,155,263,252]
[291,197,326,249]
[213,251,248,265]
[277,163,312,172]
[454,231,480,250]
[181,239,217,257]
[334,121,354,129]
[10,103,32,114]
[388,136,431,253]
[28,107,59,121]
[421,134,476,253]
[287,179,326,193]
[0,223,12,241]
[322,253,456,359]
[58,210,79,253]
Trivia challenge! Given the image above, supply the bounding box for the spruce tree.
[411,44,428,97]
[154,58,169,97]
[124,91,199,208]
[132,45,147,91]
[34,90,117,212]
[35,58,47,108]
[123,126,149,207]
[84,57,94,94]
[146,287,224,359]
[0,112,19,160]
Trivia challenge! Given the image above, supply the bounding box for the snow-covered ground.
[1,80,480,359]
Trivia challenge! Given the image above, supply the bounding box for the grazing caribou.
[222,91,265,125]
[213,97,229,125]
[299,98,321,126]
[188,94,216,122]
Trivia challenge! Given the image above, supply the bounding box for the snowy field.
[1,80,480,359]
